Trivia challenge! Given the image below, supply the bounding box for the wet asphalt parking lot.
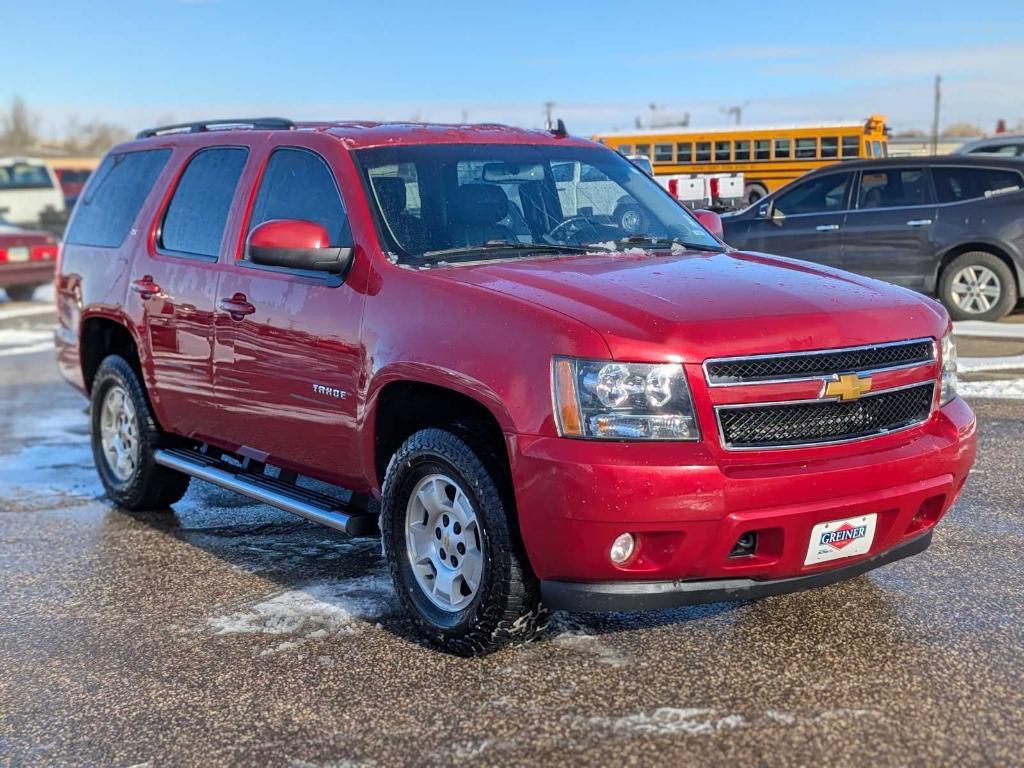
[1,296,1022,767]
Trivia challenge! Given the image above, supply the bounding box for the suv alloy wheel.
[380,428,545,655]
[940,251,1017,321]
[90,355,191,510]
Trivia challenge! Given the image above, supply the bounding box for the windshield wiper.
[422,239,601,261]
[592,234,724,253]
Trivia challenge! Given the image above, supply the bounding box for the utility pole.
[931,75,941,155]
[721,103,747,125]
[544,101,555,130]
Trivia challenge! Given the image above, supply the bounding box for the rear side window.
[160,147,248,258]
[932,167,1024,203]
[248,148,350,246]
[0,162,54,190]
[857,168,930,208]
[66,149,170,248]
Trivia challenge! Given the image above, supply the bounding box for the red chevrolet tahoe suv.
[56,118,976,655]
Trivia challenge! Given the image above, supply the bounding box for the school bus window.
[821,137,839,158]
[696,142,711,162]
[734,140,751,161]
[714,141,731,162]
[871,140,881,158]
[841,136,859,158]
[774,138,792,159]
[654,143,674,163]
[754,139,771,160]
[618,144,633,155]
[676,142,692,162]
[635,143,651,158]
[796,138,817,159]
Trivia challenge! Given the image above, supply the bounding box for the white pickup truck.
[0,157,66,229]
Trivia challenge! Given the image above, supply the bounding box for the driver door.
[750,171,852,268]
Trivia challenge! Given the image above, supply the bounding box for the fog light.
[610,533,636,564]
[729,531,757,558]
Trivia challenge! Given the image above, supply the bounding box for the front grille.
[705,339,935,385]
[717,383,935,449]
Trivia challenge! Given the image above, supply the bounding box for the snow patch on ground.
[958,378,1024,399]
[0,327,54,357]
[958,355,1024,373]
[565,706,880,737]
[206,574,396,653]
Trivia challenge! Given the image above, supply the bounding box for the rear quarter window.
[65,149,171,248]
[932,166,1024,204]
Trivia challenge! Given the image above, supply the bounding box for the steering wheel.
[547,216,601,244]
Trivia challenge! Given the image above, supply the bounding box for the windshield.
[353,143,721,264]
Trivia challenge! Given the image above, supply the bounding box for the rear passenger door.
[211,138,367,487]
[131,144,251,440]
[841,167,937,288]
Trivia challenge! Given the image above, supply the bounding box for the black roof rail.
[136,117,296,139]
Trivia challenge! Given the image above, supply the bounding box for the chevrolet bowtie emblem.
[824,373,873,401]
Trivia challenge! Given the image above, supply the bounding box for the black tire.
[90,355,190,511]
[5,284,40,302]
[614,203,648,235]
[745,183,768,205]
[380,428,545,655]
[939,251,1017,322]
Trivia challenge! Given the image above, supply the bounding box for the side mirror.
[692,209,724,239]
[770,206,786,226]
[247,219,353,275]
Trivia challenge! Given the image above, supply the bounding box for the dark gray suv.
[722,156,1024,320]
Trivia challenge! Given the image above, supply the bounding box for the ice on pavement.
[206,574,397,651]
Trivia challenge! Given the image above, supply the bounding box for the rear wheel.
[5,284,41,302]
[381,428,544,655]
[744,183,768,206]
[90,355,190,510]
[939,252,1016,321]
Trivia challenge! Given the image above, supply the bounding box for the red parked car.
[56,118,976,654]
[0,217,59,301]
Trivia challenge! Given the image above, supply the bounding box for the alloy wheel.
[99,384,140,482]
[950,265,1002,315]
[404,473,485,612]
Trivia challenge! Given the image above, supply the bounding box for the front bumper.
[542,529,932,612]
[510,397,976,593]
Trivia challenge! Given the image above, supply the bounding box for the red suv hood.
[428,249,947,361]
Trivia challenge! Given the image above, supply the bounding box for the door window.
[932,166,1024,203]
[774,173,851,216]
[248,148,351,249]
[857,169,930,209]
[161,147,248,258]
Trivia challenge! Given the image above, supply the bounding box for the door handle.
[218,294,256,320]
[131,276,161,299]
[906,219,933,227]
[816,224,841,232]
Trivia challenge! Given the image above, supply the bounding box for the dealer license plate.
[804,513,876,565]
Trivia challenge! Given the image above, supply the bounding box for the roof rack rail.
[136,117,296,139]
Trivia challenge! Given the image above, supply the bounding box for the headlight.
[940,331,958,405]
[552,357,700,440]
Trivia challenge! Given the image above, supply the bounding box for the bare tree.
[943,122,984,138]
[0,96,40,152]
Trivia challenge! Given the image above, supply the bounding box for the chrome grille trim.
[703,338,937,387]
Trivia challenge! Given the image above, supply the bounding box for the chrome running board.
[154,447,378,536]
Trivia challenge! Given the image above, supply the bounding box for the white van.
[0,157,66,228]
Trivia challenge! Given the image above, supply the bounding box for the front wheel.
[939,252,1017,321]
[381,428,544,655]
[90,355,190,510]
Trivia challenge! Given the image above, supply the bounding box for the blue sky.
[8,0,1024,138]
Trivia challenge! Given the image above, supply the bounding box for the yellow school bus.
[593,115,889,205]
